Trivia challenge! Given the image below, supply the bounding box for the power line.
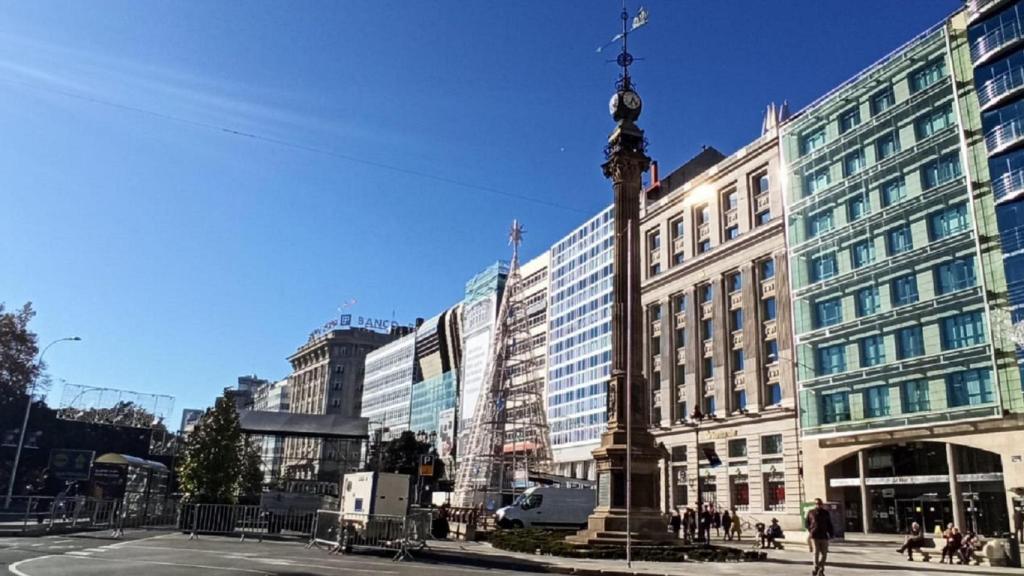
[0,75,591,215]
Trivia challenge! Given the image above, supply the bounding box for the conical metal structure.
[453,220,552,509]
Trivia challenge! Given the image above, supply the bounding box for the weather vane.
[596,2,649,89]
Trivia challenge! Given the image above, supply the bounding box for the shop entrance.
[895,495,953,534]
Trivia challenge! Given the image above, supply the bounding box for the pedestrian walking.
[1015,505,1023,544]
[685,508,697,543]
[670,508,681,539]
[699,505,712,544]
[722,510,733,541]
[730,507,742,541]
[805,498,834,576]
[712,507,722,538]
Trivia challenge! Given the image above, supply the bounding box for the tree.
[176,397,261,503]
[0,302,42,402]
[380,431,432,475]
[239,438,264,499]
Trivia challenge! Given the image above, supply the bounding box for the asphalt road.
[0,531,550,576]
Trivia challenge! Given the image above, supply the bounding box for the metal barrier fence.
[181,503,316,542]
[0,496,180,536]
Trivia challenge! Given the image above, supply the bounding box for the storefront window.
[764,472,785,511]
[673,467,688,506]
[731,475,750,510]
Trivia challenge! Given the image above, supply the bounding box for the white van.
[495,487,596,529]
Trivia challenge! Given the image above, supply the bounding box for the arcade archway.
[823,441,1009,536]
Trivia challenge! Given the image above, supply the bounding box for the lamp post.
[686,406,718,545]
[4,336,81,508]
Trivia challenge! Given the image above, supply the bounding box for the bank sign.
[308,313,411,341]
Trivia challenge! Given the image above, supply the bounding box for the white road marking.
[9,554,55,576]
[66,550,93,556]
[37,554,272,573]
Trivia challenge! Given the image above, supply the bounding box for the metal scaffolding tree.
[453,220,551,509]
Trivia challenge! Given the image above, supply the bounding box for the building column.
[858,450,871,534]
[947,443,966,531]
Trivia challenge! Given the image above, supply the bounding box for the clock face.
[622,91,641,110]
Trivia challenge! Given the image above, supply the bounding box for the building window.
[760,259,775,279]
[724,189,739,211]
[761,434,783,455]
[734,389,747,412]
[860,335,885,367]
[946,369,993,407]
[732,349,745,370]
[763,297,777,321]
[909,59,947,93]
[928,203,969,241]
[871,86,895,115]
[674,293,687,315]
[754,172,770,195]
[815,297,843,328]
[764,473,786,511]
[676,400,687,424]
[649,231,661,251]
[698,204,711,225]
[821,391,851,423]
[756,209,772,225]
[843,150,866,177]
[765,339,779,363]
[856,286,880,317]
[805,168,831,196]
[807,209,834,238]
[817,343,846,375]
[704,394,717,416]
[728,438,747,459]
[839,107,861,133]
[881,177,907,206]
[726,226,739,240]
[731,309,744,332]
[886,224,914,256]
[847,193,869,222]
[698,239,712,253]
[728,272,742,293]
[940,311,986,350]
[702,319,714,340]
[890,274,919,307]
[900,380,930,413]
[922,153,962,189]
[851,239,875,269]
[914,104,954,140]
[876,131,900,160]
[650,262,662,276]
[801,128,826,155]
[810,252,838,282]
[701,284,713,303]
[896,325,925,359]
[864,386,890,418]
[935,257,976,295]
[731,475,750,509]
[766,382,782,405]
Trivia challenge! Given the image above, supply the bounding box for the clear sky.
[0,0,960,425]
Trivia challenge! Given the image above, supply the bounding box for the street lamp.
[685,406,718,544]
[4,336,81,508]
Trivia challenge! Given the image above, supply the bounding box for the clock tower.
[569,5,672,547]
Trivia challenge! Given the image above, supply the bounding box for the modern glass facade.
[409,370,458,436]
[967,0,1024,388]
[546,205,613,477]
[781,25,1007,436]
[362,332,417,440]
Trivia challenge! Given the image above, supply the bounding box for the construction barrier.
[181,503,317,542]
[0,496,179,536]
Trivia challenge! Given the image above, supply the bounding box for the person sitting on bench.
[896,522,927,561]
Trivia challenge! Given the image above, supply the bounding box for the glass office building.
[546,205,614,479]
[781,14,1023,535]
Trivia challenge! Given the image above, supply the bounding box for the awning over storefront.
[95,453,169,471]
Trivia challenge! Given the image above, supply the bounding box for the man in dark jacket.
[806,498,834,576]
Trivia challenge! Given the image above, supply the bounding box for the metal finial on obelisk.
[509,219,525,263]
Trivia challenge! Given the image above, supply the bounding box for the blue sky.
[0,0,960,425]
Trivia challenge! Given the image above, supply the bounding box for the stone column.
[947,443,965,531]
[858,450,871,534]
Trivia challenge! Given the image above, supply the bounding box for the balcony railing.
[985,116,1024,156]
[674,311,686,327]
[761,278,776,298]
[676,347,686,365]
[755,193,770,213]
[766,363,781,382]
[725,210,738,227]
[993,168,1024,204]
[971,17,1024,66]
[967,0,1011,24]
[672,237,685,253]
[701,301,713,319]
[698,223,710,240]
[651,319,662,337]
[978,66,1024,112]
[731,330,743,349]
[729,292,743,309]
[764,320,778,340]
[702,339,714,357]
[733,372,746,389]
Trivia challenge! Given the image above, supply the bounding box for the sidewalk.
[421,538,1023,576]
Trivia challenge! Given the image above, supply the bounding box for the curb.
[414,545,678,576]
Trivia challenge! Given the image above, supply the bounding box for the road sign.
[48,449,95,481]
[419,454,434,477]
